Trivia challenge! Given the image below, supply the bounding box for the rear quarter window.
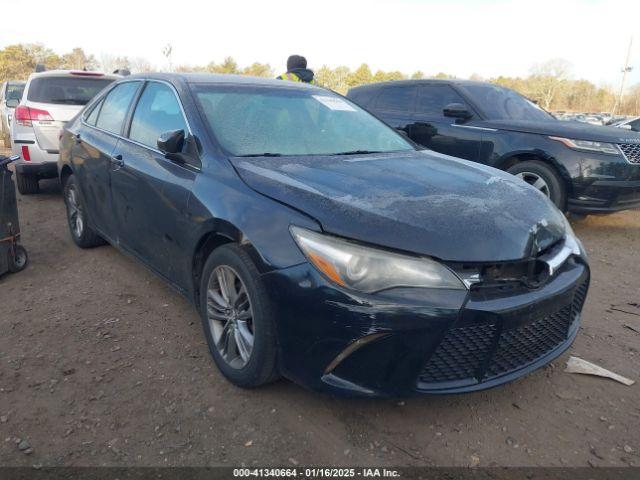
[27,76,113,105]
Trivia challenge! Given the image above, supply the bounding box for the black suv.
[348,80,640,214]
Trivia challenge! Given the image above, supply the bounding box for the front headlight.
[549,136,621,156]
[290,226,466,293]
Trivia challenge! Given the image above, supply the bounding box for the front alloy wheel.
[207,265,255,369]
[514,171,551,197]
[199,244,279,388]
[507,160,566,210]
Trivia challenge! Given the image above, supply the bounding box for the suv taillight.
[14,105,53,126]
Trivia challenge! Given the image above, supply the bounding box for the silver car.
[0,81,25,148]
[11,70,118,194]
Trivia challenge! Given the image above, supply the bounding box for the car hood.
[232,150,567,263]
[480,119,640,143]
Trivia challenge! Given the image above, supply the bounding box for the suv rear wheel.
[507,160,566,210]
[63,175,105,248]
[15,172,39,195]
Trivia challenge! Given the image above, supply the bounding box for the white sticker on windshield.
[312,95,356,111]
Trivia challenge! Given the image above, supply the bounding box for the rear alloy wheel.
[63,175,106,248]
[199,244,279,388]
[507,160,566,210]
[15,173,39,195]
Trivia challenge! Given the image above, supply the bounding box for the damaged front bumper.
[262,255,590,397]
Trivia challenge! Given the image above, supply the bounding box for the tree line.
[1,44,638,115]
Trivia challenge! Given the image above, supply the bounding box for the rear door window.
[375,86,417,112]
[95,82,139,134]
[27,76,113,105]
[416,85,472,118]
[349,89,379,108]
[128,82,188,149]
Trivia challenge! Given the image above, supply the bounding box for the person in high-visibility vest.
[276,55,316,84]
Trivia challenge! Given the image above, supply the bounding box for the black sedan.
[58,73,589,396]
[348,79,640,215]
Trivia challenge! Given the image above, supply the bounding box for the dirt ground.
[1,148,639,468]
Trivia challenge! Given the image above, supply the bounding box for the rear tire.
[199,244,280,388]
[63,175,106,248]
[8,245,28,273]
[507,160,566,211]
[15,172,39,195]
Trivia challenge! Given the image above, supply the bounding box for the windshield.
[27,76,113,105]
[192,85,414,156]
[461,84,554,121]
[6,83,25,102]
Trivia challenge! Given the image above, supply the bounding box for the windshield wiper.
[236,153,283,157]
[332,150,382,156]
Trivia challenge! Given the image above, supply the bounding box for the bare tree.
[529,58,572,109]
[162,44,173,72]
[101,54,130,74]
[130,57,154,73]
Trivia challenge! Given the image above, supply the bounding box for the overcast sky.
[3,0,638,87]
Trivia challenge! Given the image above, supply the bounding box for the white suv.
[11,70,119,194]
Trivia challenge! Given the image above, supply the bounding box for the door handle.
[111,154,124,169]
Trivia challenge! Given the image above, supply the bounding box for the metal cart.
[0,154,28,276]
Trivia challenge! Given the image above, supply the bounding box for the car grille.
[618,143,640,164]
[419,323,496,383]
[486,305,572,377]
[417,278,588,387]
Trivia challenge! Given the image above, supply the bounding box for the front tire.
[508,160,566,211]
[15,172,39,195]
[63,175,105,248]
[199,244,279,388]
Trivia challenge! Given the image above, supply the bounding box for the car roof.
[125,72,321,90]
[348,78,492,93]
[27,70,121,81]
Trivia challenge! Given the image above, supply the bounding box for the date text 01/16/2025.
[232,468,401,478]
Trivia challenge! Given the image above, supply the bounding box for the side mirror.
[443,103,472,120]
[157,129,185,155]
[6,99,19,108]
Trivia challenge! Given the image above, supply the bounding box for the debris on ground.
[623,322,640,334]
[565,356,635,386]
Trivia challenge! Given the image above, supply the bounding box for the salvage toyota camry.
[58,73,590,396]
